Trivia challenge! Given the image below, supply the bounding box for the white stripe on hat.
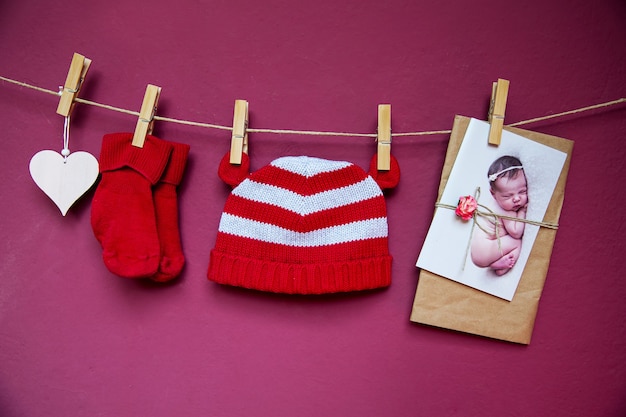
[231,177,383,216]
[270,156,352,177]
[218,213,388,247]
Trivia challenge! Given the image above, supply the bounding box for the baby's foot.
[490,252,517,270]
[494,267,512,276]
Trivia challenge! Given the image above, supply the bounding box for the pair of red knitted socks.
[91,133,190,282]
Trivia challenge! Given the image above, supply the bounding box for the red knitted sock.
[91,133,173,278]
[150,141,190,282]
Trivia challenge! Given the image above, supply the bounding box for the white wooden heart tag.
[29,150,99,216]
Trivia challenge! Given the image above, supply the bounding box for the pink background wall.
[1,1,625,416]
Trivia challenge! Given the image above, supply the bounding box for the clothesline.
[1,75,624,138]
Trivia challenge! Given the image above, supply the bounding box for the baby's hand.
[503,204,527,238]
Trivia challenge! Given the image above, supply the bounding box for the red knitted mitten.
[150,141,190,282]
[91,133,173,278]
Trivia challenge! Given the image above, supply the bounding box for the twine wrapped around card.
[435,187,559,269]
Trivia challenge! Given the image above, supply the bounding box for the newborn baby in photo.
[471,156,528,276]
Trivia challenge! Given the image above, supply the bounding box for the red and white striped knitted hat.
[208,153,400,294]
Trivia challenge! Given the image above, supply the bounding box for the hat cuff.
[208,250,392,294]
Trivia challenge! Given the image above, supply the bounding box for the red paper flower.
[455,195,478,220]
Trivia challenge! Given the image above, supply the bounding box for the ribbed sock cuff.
[98,133,174,184]
[160,141,190,185]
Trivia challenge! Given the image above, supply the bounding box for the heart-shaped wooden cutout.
[29,150,99,216]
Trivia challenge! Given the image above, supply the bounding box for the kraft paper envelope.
[411,115,573,344]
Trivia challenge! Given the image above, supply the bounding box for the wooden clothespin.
[377,104,391,171]
[56,53,92,117]
[229,99,249,165]
[132,84,161,148]
[487,78,510,146]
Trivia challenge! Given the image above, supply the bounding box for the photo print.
[416,118,567,300]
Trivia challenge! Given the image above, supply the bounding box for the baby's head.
[487,156,528,212]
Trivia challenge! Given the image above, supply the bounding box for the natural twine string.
[435,188,558,270]
[1,75,624,138]
[434,202,559,230]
